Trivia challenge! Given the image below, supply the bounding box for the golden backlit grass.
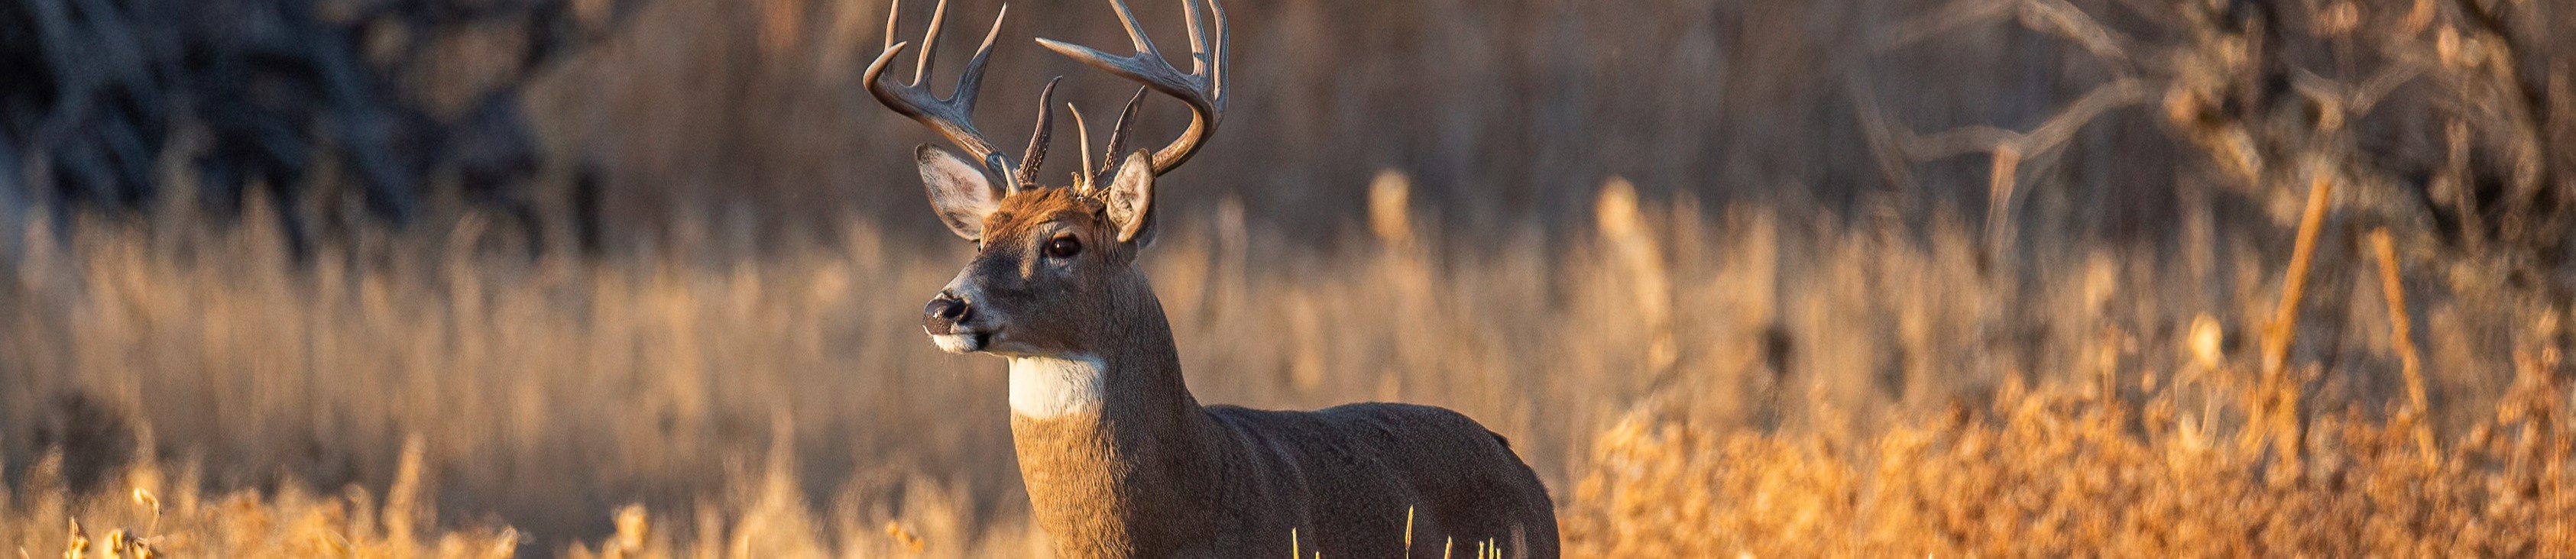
[4,174,2569,556]
[7,438,520,558]
[1567,360,2574,557]
[17,350,2571,557]
[8,0,2574,553]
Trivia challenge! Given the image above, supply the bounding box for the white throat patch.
[1009,355,1107,418]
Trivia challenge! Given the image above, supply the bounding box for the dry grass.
[1567,354,2573,557]
[5,170,2568,556]
[8,0,2576,555]
[7,438,520,557]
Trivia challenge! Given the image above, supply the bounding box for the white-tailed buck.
[865,0,1559,556]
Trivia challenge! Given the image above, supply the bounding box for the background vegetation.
[5,0,2573,556]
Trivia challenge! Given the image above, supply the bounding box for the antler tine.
[1109,0,1157,57]
[912,0,948,86]
[1016,76,1063,188]
[883,0,902,52]
[1090,87,1149,190]
[1035,0,1228,176]
[951,5,1006,124]
[1068,103,1096,185]
[1181,0,1207,75]
[1210,0,1226,97]
[865,1,1020,188]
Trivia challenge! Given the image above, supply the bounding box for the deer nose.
[925,292,971,323]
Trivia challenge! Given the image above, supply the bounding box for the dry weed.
[1566,357,2574,557]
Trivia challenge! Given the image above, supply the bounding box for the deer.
[863,0,1560,557]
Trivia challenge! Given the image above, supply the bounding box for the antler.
[1065,89,1150,189]
[1037,0,1228,178]
[866,0,1058,192]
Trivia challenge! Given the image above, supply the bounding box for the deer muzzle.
[923,291,987,353]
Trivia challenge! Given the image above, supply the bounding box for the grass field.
[4,173,2569,556]
[8,0,2576,555]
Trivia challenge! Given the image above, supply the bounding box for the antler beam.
[867,0,1058,192]
[1037,0,1228,176]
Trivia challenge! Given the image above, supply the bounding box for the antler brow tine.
[1068,103,1096,185]
[1092,86,1148,189]
[1017,76,1064,188]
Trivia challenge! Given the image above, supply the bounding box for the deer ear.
[1101,150,1156,245]
[918,144,1002,241]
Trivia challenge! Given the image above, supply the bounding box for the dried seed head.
[100,530,131,559]
[1368,170,1414,247]
[62,519,88,559]
[2189,315,2226,371]
[884,521,925,553]
[612,504,650,552]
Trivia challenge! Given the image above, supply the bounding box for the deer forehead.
[980,189,1107,243]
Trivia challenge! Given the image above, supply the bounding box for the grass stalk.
[2257,171,2335,465]
[2367,228,2435,464]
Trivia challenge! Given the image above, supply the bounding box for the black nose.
[925,292,970,322]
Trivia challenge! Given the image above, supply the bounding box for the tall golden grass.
[9,0,2576,553]
[1567,355,2572,557]
[5,169,2568,556]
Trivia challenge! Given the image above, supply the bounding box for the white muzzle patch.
[1009,355,1107,418]
[928,330,981,354]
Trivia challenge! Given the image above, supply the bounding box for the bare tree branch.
[2017,0,2136,75]
[1882,0,2017,52]
[1892,77,2151,161]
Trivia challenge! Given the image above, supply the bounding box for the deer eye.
[1044,235,1082,259]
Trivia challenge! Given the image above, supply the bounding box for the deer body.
[1016,399,1557,557]
[996,254,1551,557]
[871,2,1558,556]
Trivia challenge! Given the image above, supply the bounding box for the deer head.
[868,0,1226,357]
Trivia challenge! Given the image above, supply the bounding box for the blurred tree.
[0,0,643,258]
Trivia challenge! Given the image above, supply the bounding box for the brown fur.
[938,186,1559,557]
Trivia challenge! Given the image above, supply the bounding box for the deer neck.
[1004,276,1198,422]
[1005,279,1223,552]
